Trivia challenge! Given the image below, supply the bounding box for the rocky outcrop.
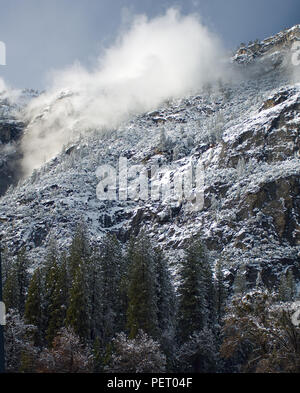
[0,130,25,196]
[0,112,24,195]
[234,24,300,66]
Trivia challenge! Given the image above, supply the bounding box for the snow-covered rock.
[0,26,300,288]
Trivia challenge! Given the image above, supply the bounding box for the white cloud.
[20,8,228,176]
[0,77,21,103]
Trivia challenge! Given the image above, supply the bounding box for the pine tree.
[3,264,19,312]
[92,336,103,373]
[4,248,30,315]
[154,247,176,364]
[24,268,43,346]
[66,264,90,341]
[43,241,61,343]
[46,255,68,345]
[155,247,175,334]
[88,249,102,342]
[66,225,91,341]
[1,246,11,284]
[68,223,90,282]
[177,237,209,344]
[118,241,131,334]
[126,232,159,339]
[15,248,30,315]
[95,234,123,345]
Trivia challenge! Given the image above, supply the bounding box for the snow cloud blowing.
[0,77,21,103]
[20,8,227,176]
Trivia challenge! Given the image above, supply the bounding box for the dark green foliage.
[126,232,159,339]
[3,248,29,315]
[203,255,216,328]
[68,223,91,281]
[92,336,103,373]
[8,226,300,374]
[24,268,43,346]
[155,248,176,334]
[66,264,90,340]
[15,248,30,315]
[177,328,218,372]
[45,255,68,345]
[43,241,60,342]
[3,264,19,312]
[177,237,212,343]
[1,246,11,284]
[95,234,124,345]
[154,247,176,365]
[65,224,91,341]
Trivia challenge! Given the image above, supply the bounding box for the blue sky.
[0,0,299,89]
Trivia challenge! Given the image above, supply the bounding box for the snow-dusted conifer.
[95,234,123,345]
[177,237,210,343]
[24,268,43,346]
[126,232,159,339]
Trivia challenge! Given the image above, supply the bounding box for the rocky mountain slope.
[0,89,39,195]
[0,26,300,288]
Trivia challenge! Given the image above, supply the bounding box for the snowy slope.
[0,26,300,287]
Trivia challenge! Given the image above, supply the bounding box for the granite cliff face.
[0,89,39,195]
[0,96,24,195]
[0,27,300,288]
